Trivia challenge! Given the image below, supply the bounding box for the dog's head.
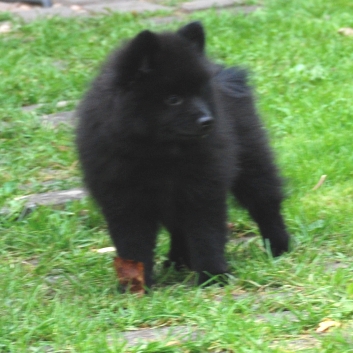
[111,22,217,141]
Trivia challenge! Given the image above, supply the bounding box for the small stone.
[14,188,87,209]
[84,1,171,14]
[255,311,300,323]
[108,326,201,347]
[22,103,43,112]
[227,5,261,15]
[181,0,242,12]
[41,110,76,128]
[14,7,87,22]
[0,3,16,11]
[148,16,182,25]
[271,336,320,350]
[1,188,87,217]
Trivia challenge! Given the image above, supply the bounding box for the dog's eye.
[165,95,183,106]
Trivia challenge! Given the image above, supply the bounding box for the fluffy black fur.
[76,22,290,288]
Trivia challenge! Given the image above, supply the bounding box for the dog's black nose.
[197,116,214,131]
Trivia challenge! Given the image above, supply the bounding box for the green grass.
[1,0,353,352]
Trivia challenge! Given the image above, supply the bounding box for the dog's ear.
[177,21,205,53]
[118,30,160,85]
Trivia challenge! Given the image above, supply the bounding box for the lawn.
[1,0,353,352]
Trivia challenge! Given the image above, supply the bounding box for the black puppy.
[76,22,290,290]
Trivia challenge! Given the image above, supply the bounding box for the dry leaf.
[56,101,69,108]
[312,174,326,190]
[227,222,235,230]
[57,145,70,152]
[338,28,353,36]
[18,4,31,10]
[0,22,11,34]
[69,160,79,170]
[316,318,341,333]
[70,5,85,12]
[165,340,181,347]
[94,246,116,253]
[114,257,145,295]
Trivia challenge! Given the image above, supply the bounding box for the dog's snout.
[197,116,214,131]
